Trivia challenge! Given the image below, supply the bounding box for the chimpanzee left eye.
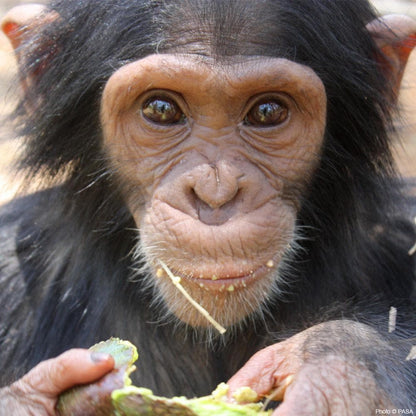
[244,98,289,127]
[142,96,186,125]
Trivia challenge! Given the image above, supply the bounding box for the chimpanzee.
[0,0,415,414]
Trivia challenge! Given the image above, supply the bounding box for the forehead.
[102,53,326,111]
[155,0,284,58]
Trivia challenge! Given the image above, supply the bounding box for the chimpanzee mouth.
[157,263,275,292]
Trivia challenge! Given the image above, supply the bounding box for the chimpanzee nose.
[193,162,240,209]
[191,162,241,225]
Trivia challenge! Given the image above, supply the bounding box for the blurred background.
[0,0,415,203]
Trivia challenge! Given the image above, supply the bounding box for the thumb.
[227,342,301,403]
[21,348,115,396]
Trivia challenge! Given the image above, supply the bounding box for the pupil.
[150,100,173,120]
[156,101,170,119]
[258,103,275,122]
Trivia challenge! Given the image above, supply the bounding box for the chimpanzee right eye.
[142,96,186,125]
[244,97,289,127]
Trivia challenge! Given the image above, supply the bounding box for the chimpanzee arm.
[0,195,110,414]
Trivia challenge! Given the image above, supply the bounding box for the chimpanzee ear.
[367,15,416,97]
[1,4,59,92]
[2,4,47,49]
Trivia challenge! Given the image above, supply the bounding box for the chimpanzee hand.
[0,349,114,416]
[228,320,394,415]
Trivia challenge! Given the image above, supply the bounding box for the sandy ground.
[0,0,415,204]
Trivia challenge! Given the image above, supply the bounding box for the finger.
[263,375,294,403]
[274,393,325,416]
[273,371,331,416]
[227,344,285,399]
[21,348,115,396]
[273,385,312,416]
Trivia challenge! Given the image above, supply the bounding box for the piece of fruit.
[56,338,138,416]
[112,383,271,416]
[57,338,272,415]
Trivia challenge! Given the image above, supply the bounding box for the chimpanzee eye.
[244,98,289,127]
[142,96,186,125]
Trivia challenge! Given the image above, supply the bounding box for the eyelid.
[137,89,185,106]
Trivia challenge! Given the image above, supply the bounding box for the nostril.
[193,190,239,225]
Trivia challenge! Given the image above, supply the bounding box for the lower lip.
[171,265,271,292]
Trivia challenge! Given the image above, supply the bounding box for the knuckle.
[22,354,70,394]
[9,379,30,397]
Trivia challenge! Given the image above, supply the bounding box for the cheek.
[248,125,325,190]
[102,120,181,214]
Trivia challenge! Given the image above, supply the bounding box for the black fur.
[0,0,415,405]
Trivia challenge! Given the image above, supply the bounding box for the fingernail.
[90,351,111,364]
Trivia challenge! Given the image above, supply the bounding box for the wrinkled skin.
[1,3,416,416]
[227,321,393,415]
[0,350,114,416]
